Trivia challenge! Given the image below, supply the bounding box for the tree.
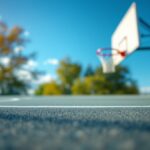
[35,81,62,95]
[84,64,94,77]
[0,21,37,95]
[57,58,81,94]
[72,76,108,95]
[72,65,139,95]
[95,65,139,94]
[71,78,88,95]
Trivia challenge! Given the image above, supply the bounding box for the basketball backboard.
[111,2,140,66]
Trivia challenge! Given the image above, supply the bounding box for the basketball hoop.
[96,48,127,73]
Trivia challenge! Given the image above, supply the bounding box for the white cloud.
[0,57,10,66]
[24,30,30,37]
[15,70,33,81]
[44,58,59,66]
[27,60,38,68]
[33,74,53,85]
[14,46,24,54]
[140,87,150,94]
[15,68,53,84]
[22,59,38,70]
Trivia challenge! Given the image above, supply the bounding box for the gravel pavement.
[0,107,150,150]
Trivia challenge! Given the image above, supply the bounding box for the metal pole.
[139,18,150,32]
[141,34,150,38]
[137,47,150,51]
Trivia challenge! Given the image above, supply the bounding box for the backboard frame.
[111,2,140,66]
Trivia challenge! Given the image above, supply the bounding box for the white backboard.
[111,2,140,66]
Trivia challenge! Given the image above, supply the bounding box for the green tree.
[72,76,108,95]
[95,65,139,94]
[35,81,62,95]
[71,78,88,94]
[72,65,139,95]
[57,58,81,94]
[84,64,94,77]
[0,21,37,95]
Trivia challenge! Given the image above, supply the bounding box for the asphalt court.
[0,95,150,107]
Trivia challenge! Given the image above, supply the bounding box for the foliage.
[71,78,88,94]
[35,81,62,95]
[95,65,139,94]
[84,64,94,77]
[35,57,139,95]
[72,76,109,95]
[0,21,37,95]
[56,58,81,94]
[72,65,139,95]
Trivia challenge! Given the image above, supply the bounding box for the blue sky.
[0,0,150,89]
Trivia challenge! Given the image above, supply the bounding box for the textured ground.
[0,107,150,150]
[0,95,150,106]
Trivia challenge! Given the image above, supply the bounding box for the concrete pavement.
[0,95,150,150]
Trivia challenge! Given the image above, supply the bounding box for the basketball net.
[98,55,115,73]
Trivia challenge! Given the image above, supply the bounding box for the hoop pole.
[139,18,150,32]
[141,34,150,38]
[137,47,150,51]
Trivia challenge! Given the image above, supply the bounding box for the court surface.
[0,95,150,107]
[0,95,150,150]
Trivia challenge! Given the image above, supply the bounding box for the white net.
[98,55,115,73]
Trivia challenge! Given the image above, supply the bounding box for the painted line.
[0,98,20,103]
[0,106,150,108]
